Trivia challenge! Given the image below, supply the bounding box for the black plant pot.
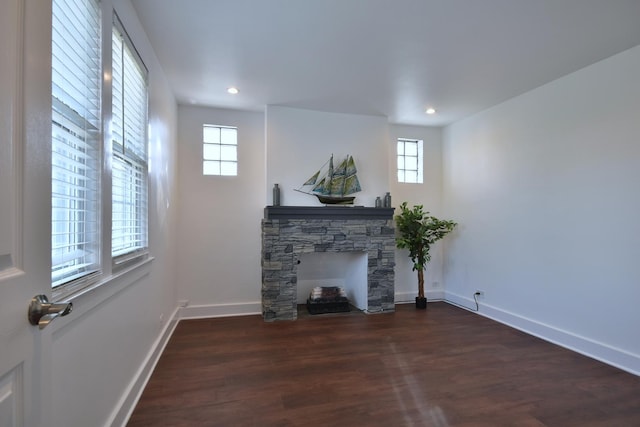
[415,296,427,309]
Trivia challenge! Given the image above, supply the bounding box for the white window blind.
[51,0,102,287]
[397,138,423,184]
[111,17,149,261]
[203,125,238,176]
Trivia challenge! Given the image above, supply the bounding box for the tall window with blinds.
[51,0,102,288]
[112,16,149,264]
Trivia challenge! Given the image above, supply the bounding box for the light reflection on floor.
[386,341,450,427]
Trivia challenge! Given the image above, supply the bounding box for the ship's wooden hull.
[314,194,356,205]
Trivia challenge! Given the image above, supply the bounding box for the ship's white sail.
[296,154,362,204]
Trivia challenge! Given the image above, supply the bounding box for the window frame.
[202,124,238,176]
[51,3,151,299]
[51,0,103,292]
[397,138,424,184]
[111,13,150,269]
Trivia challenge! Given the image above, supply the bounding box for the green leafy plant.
[395,202,457,301]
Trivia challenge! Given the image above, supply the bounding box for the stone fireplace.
[261,206,395,321]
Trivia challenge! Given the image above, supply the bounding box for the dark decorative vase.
[272,184,280,206]
[415,296,427,309]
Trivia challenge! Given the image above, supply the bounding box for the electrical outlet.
[474,290,484,298]
[178,299,189,308]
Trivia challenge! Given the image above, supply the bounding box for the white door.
[0,1,57,426]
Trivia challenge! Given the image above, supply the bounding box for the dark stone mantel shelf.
[264,206,395,220]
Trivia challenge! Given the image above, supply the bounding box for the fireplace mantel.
[264,206,395,220]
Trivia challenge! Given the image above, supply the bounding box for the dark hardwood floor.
[127,303,640,426]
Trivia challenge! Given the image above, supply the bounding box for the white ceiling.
[131,0,640,126]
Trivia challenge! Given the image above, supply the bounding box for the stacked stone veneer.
[261,216,395,321]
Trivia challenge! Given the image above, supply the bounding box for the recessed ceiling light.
[425,107,436,115]
[227,87,239,94]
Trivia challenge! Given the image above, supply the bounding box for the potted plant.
[395,202,457,309]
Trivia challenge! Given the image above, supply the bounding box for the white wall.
[176,105,449,313]
[50,1,179,426]
[442,45,640,374]
[265,106,390,207]
[389,125,445,302]
[176,106,265,316]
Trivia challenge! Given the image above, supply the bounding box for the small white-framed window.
[203,125,238,176]
[397,138,423,184]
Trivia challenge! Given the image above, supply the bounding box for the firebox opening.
[297,252,368,312]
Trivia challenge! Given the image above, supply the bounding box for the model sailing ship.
[296,154,362,205]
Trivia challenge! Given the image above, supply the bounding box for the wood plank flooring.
[127,303,640,426]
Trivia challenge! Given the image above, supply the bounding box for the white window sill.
[50,256,154,333]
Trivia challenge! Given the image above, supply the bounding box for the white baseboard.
[395,290,445,304]
[181,296,454,317]
[108,306,180,427]
[179,301,262,319]
[445,291,640,377]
